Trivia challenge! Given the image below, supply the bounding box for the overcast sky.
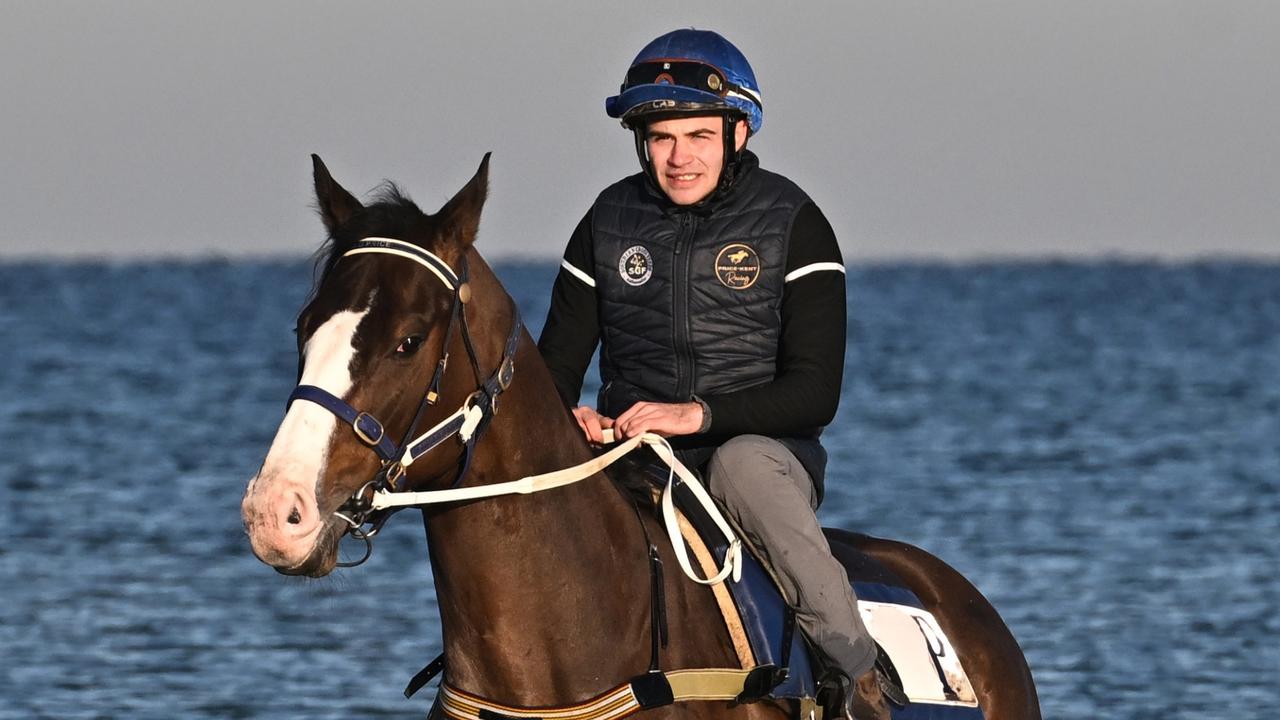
[1,1,1276,261]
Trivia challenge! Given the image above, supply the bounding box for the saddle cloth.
[670,480,985,719]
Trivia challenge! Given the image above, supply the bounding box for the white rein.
[370,431,743,586]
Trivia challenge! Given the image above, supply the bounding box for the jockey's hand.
[572,405,615,446]
[613,401,703,440]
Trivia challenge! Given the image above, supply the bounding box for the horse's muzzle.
[242,474,337,576]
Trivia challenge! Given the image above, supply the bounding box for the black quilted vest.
[588,153,809,418]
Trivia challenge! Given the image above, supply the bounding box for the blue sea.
[1,259,1277,719]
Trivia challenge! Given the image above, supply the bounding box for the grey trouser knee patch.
[708,434,817,511]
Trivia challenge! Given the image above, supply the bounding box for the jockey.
[537,28,888,719]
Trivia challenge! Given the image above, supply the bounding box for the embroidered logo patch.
[714,243,761,289]
[619,245,653,286]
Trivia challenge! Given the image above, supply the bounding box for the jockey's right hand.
[572,406,615,446]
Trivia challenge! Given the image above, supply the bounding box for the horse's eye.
[395,335,425,356]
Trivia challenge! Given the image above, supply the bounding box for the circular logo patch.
[619,245,654,286]
[714,243,761,289]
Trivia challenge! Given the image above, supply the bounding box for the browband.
[344,237,459,290]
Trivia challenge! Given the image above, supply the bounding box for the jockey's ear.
[312,154,363,236]
[436,152,490,250]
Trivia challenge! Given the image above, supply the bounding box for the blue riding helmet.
[606,28,764,135]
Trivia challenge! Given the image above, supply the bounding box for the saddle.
[663,467,985,720]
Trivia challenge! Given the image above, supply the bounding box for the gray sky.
[2,1,1277,261]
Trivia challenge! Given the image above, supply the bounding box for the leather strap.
[665,668,758,700]
[371,432,650,509]
[288,384,400,461]
[344,237,460,290]
[436,668,764,720]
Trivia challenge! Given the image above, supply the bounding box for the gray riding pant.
[706,435,877,679]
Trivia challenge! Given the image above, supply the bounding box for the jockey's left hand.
[613,401,703,439]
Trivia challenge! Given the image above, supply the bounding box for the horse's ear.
[436,152,491,249]
[312,154,363,235]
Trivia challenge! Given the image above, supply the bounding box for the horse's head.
[242,154,495,576]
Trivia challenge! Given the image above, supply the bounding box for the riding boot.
[845,668,891,720]
[848,660,912,720]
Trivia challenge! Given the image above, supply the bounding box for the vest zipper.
[672,213,697,400]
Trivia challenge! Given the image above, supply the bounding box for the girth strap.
[435,668,764,720]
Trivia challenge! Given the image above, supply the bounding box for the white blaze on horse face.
[250,308,369,507]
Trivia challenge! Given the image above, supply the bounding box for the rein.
[372,431,744,586]
[286,237,521,566]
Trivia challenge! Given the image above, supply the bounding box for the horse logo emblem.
[619,245,654,286]
[715,243,761,289]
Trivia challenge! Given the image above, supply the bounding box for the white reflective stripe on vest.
[561,259,596,287]
[784,261,845,283]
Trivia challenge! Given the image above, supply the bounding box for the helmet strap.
[715,114,745,197]
[632,125,659,190]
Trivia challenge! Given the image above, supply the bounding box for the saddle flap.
[669,479,817,701]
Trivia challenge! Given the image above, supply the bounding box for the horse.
[241,155,1041,720]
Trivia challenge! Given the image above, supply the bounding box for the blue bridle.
[285,237,522,565]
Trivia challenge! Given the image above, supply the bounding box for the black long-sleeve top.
[537,200,847,439]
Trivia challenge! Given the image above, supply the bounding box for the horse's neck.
[425,382,650,700]
[423,266,654,702]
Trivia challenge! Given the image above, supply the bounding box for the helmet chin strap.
[714,113,745,198]
[633,125,657,188]
[631,114,746,206]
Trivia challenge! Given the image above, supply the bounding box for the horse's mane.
[307,183,430,299]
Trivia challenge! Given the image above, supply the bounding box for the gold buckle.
[353,412,384,446]
[497,357,515,390]
[382,462,406,490]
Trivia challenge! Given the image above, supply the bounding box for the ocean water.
[1,259,1277,719]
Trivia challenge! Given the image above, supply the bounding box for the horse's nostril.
[287,507,302,524]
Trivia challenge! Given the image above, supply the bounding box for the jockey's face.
[645,116,748,205]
